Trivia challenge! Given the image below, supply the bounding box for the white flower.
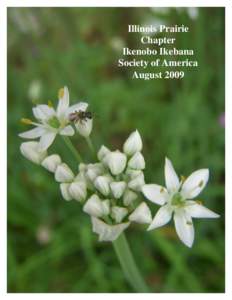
[60,183,72,201]
[94,175,111,196]
[75,117,93,137]
[105,151,127,175]
[69,181,87,202]
[110,181,126,199]
[19,86,88,151]
[20,141,47,164]
[55,163,74,183]
[123,189,137,206]
[97,145,110,161]
[83,194,105,218]
[128,172,145,191]
[41,154,62,172]
[123,130,142,156]
[129,202,152,224]
[142,157,220,248]
[91,217,130,242]
[111,206,128,223]
[128,152,145,170]
[126,169,143,179]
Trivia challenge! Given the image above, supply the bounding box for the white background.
[0,0,231,298]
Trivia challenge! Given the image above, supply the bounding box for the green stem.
[85,136,96,158]
[112,233,150,293]
[62,136,83,163]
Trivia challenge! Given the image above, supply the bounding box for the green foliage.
[8,7,224,292]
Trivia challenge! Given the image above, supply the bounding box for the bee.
[69,110,92,124]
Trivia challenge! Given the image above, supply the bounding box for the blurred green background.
[7,7,225,292]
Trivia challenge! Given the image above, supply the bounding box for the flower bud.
[128,152,145,170]
[110,181,126,199]
[105,151,127,175]
[83,194,104,218]
[41,154,62,172]
[91,217,130,242]
[69,181,87,202]
[126,169,143,179]
[94,176,110,196]
[123,189,138,206]
[75,118,93,137]
[20,141,47,164]
[97,145,110,161]
[111,206,128,223]
[79,163,87,172]
[128,173,145,191]
[55,163,74,183]
[60,183,72,201]
[123,130,142,156]
[102,199,111,215]
[86,163,104,182]
[129,202,152,224]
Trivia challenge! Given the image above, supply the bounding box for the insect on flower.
[69,110,92,124]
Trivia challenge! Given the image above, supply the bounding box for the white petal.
[174,210,194,248]
[105,151,127,176]
[83,194,104,218]
[126,169,143,179]
[97,145,110,161]
[94,176,110,196]
[129,202,152,224]
[185,201,220,218]
[142,184,168,205]
[181,169,209,199]
[123,189,138,206]
[66,102,88,116]
[128,152,145,170]
[59,125,75,136]
[20,141,47,164]
[69,181,87,202]
[147,205,173,230]
[55,163,74,183]
[111,206,128,223]
[60,183,72,201]
[101,200,111,215]
[19,127,46,139]
[75,118,93,137]
[110,181,126,199]
[38,131,56,151]
[57,86,70,119]
[91,217,130,242]
[123,130,142,156]
[165,157,180,193]
[128,173,145,192]
[32,105,56,121]
[41,154,62,172]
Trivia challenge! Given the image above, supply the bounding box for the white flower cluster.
[20,130,152,242]
[19,87,220,247]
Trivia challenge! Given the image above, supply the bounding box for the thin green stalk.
[62,136,83,163]
[85,136,96,158]
[113,233,150,293]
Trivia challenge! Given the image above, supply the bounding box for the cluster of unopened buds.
[19,87,220,247]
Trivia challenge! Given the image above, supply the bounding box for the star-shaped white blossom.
[142,158,220,247]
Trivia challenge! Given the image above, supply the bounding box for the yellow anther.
[21,118,32,125]
[48,100,53,107]
[58,88,64,99]
[160,187,165,193]
[181,175,186,183]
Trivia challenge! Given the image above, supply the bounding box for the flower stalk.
[62,136,83,163]
[113,233,150,293]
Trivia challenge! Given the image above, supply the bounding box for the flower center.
[48,116,60,129]
[171,192,185,206]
